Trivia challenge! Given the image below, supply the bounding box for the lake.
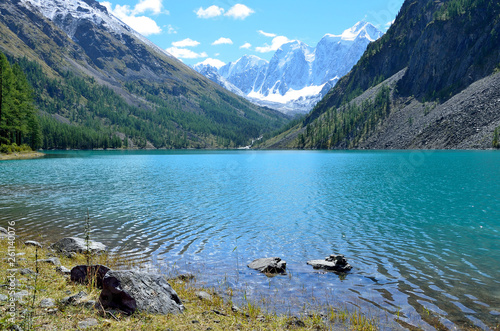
[1,150,499,330]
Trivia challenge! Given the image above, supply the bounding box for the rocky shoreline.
[0,230,375,330]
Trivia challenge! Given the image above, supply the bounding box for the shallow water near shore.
[1,150,499,329]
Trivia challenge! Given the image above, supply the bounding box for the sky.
[100,0,404,67]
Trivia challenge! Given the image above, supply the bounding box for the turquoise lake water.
[1,150,499,329]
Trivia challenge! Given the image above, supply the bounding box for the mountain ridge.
[194,21,383,114]
[257,0,500,150]
[0,0,288,149]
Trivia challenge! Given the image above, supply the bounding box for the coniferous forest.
[0,52,42,151]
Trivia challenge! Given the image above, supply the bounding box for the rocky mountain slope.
[258,0,500,149]
[195,22,382,114]
[0,0,288,149]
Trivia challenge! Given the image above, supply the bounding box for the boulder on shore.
[99,270,184,316]
[51,237,106,254]
[248,257,286,275]
[71,265,110,289]
[307,254,352,272]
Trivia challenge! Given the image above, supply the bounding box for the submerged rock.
[248,257,286,275]
[307,254,352,272]
[99,270,184,316]
[51,237,106,254]
[70,265,110,289]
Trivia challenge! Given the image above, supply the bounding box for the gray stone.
[19,268,35,275]
[61,291,88,305]
[247,257,286,274]
[25,240,42,248]
[13,290,29,301]
[196,291,212,301]
[77,318,98,329]
[10,325,23,331]
[39,298,56,308]
[99,270,184,316]
[56,266,71,274]
[0,294,8,301]
[71,265,110,289]
[37,257,61,266]
[307,254,352,272]
[51,237,106,254]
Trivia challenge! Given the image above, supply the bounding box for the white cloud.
[255,35,291,53]
[258,30,276,38]
[212,37,233,46]
[196,5,224,19]
[167,24,177,34]
[167,47,208,59]
[224,4,254,20]
[103,1,163,36]
[172,38,200,47]
[240,42,252,49]
[195,58,226,69]
[133,0,166,15]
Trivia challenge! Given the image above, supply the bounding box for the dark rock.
[99,270,184,316]
[36,257,61,266]
[307,254,352,272]
[70,265,110,289]
[77,318,98,329]
[61,291,88,305]
[39,298,56,308]
[247,257,286,274]
[25,240,42,248]
[51,237,106,254]
[287,317,306,328]
[231,305,240,312]
[0,226,7,234]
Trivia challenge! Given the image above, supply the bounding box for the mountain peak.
[324,21,382,42]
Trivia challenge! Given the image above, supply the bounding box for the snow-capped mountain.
[195,21,383,114]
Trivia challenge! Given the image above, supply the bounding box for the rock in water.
[51,237,106,254]
[247,257,287,274]
[71,265,110,289]
[99,270,184,316]
[307,254,352,272]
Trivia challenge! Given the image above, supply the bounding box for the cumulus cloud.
[212,37,233,46]
[240,42,252,49]
[224,4,254,20]
[167,47,208,59]
[134,0,166,15]
[172,38,200,47]
[255,35,291,53]
[196,5,224,18]
[102,1,164,36]
[257,30,276,38]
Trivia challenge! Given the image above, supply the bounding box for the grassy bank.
[0,151,44,161]
[0,236,378,330]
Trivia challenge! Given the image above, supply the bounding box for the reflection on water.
[1,150,499,330]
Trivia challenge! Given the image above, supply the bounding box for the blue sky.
[100,0,404,67]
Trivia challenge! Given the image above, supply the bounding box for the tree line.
[0,52,42,150]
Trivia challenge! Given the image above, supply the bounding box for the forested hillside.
[0,0,288,150]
